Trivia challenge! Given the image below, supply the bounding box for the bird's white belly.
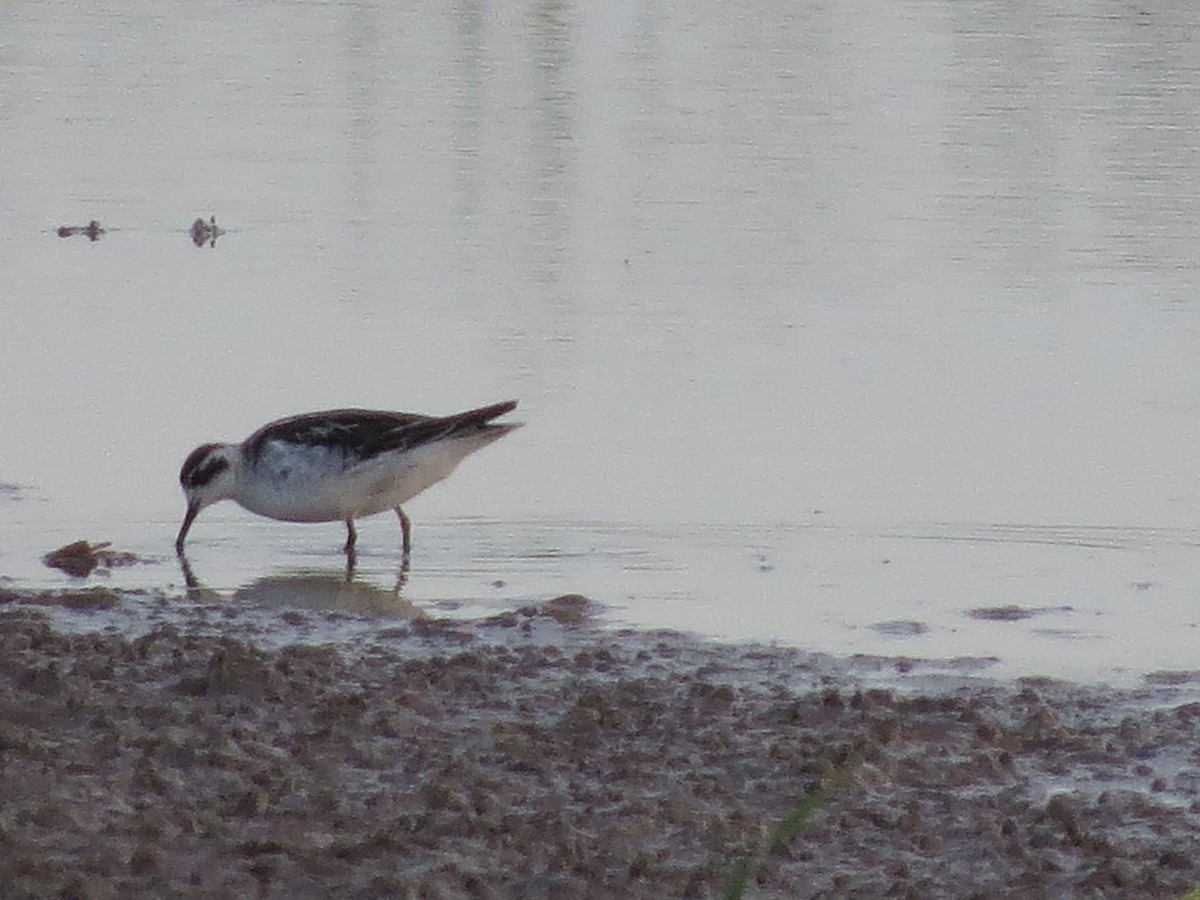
[233,440,473,523]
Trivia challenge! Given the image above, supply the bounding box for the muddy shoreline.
[2,588,1200,899]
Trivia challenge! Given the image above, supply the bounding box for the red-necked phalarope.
[174,400,521,558]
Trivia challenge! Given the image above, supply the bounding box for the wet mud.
[2,590,1200,899]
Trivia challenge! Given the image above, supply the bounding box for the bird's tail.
[438,400,522,442]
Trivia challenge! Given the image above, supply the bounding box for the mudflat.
[2,591,1199,899]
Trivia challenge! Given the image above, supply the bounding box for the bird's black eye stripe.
[180,444,229,488]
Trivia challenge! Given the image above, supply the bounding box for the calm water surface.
[4,1,1200,682]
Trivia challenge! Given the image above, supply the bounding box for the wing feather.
[242,401,518,468]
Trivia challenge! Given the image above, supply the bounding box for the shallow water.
[4,1,1200,684]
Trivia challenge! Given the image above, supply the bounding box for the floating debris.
[56,220,105,241]
[869,619,929,637]
[966,604,1073,622]
[42,540,139,579]
[189,215,225,248]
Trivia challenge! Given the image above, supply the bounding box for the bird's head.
[175,443,240,554]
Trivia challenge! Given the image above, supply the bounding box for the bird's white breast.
[231,437,485,523]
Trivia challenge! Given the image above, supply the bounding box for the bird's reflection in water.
[178,554,221,603]
[178,554,421,619]
[233,572,424,619]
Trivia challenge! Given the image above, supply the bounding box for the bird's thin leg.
[344,518,358,573]
[178,553,200,591]
[395,507,412,556]
[394,554,410,591]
